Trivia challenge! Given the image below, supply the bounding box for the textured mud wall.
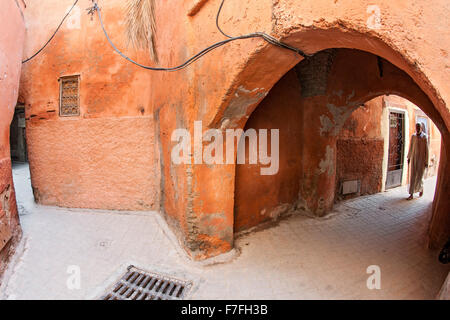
[234,50,407,232]
[27,117,159,210]
[336,97,384,199]
[0,0,25,275]
[336,94,442,200]
[19,0,450,259]
[20,0,160,211]
[234,69,304,232]
[336,139,384,197]
[231,46,448,252]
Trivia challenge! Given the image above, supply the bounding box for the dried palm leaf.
[125,0,158,63]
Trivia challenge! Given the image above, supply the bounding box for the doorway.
[9,104,28,163]
[386,111,405,189]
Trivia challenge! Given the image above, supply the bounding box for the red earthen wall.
[0,0,25,275]
[20,0,160,211]
[235,69,304,232]
[235,47,448,242]
[16,0,450,259]
[336,97,384,199]
[336,138,384,197]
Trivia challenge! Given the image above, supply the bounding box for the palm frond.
[125,0,158,63]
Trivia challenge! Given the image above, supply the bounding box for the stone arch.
[233,47,445,230]
[209,28,448,134]
[193,28,450,259]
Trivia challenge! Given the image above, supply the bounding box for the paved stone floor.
[0,163,448,299]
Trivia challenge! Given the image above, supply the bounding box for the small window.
[59,75,80,116]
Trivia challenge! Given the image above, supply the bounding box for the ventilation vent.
[341,180,360,195]
[101,265,192,300]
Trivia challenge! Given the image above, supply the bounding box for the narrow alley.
[1,163,447,300]
[1,0,450,306]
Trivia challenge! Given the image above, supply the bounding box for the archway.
[198,36,450,257]
[233,49,444,233]
[151,23,450,260]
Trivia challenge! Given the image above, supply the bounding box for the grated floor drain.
[101,265,192,300]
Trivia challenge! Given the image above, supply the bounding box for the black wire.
[95,3,270,72]
[216,0,232,38]
[23,0,309,69]
[22,0,79,64]
[215,0,311,57]
[94,0,310,72]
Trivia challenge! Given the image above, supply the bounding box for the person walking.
[407,123,429,200]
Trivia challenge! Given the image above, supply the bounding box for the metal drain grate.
[101,265,192,300]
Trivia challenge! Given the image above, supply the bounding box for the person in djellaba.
[406,123,429,200]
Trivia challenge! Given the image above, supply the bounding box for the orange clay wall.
[20,0,160,211]
[0,0,25,274]
[171,0,450,258]
[336,96,385,200]
[18,0,450,259]
[234,48,446,236]
[234,69,304,232]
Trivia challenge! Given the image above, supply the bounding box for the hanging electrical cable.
[91,0,310,71]
[216,0,310,56]
[22,0,79,63]
[216,0,232,38]
[23,0,310,70]
[93,2,261,71]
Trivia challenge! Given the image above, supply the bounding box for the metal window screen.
[59,75,80,116]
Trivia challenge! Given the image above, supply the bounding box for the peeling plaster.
[320,91,360,136]
[320,114,335,136]
[198,212,230,242]
[268,203,291,220]
[318,145,334,176]
[222,86,267,128]
[185,164,201,251]
[0,185,12,251]
[1,185,11,221]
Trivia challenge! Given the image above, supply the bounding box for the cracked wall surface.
[0,0,25,275]
[162,0,450,258]
[15,0,450,260]
[234,48,448,234]
[20,0,161,211]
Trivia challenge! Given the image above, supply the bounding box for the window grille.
[59,75,80,116]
